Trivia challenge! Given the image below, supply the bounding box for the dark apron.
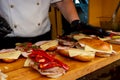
[0,30,51,50]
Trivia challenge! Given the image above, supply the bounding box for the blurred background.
[62,0,89,34]
[73,0,89,23]
[62,0,120,33]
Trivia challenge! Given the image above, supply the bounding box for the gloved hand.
[0,16,12,37]
[69,20,110,38]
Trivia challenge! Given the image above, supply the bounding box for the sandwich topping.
[28,49,69,70]
[68,48,95,57]
[0,49,22,59]
[84,45,114,54]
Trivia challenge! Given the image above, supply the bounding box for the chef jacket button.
[38,23,40,26]
[14,25,17,28]
[36,2,40,5]
[10,5,14,8]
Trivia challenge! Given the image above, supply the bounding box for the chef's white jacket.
[0,0,61,37]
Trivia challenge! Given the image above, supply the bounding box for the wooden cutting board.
[1,44,120,80]
[0,57,26,73]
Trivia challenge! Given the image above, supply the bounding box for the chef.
[0,0,109,49]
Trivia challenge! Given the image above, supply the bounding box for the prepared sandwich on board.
[0,49,22,63]
[100,30,120,44]
[15,42,41,57]
[15,40,58,58]
[107,35,120,44]
[26,49,69,78]
[56,46,95,61]
[56,37,117,61]
[34,40,58,51]
[78,38,116,57]
[56,35,96,61]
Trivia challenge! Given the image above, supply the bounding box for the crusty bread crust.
[95,52,114,57]
[56,49,94,62]
[35,40,58,51]
[78,38,111,51]
[0,49,17,63]
[47,46,57,51]
[2,58,16,63]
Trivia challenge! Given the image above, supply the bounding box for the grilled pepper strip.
[29,49,69,70]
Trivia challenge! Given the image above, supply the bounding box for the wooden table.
[1,44,120,80]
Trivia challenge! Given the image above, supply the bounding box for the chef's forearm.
[56,0,80,23]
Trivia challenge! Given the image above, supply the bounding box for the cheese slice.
[24,58,32,67]
[40,40,58,50]
[68,48,95,57]
[73,35,91,41]
[84,45,113,54]
[0,51,22,59]
[0,70,8,80]
[98,37,111,41]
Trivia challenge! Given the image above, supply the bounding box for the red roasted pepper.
[29,49,69,70]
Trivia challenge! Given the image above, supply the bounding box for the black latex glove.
[69,20,110,38]
[0,16,12,37]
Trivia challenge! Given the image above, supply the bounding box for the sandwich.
[56,46,95,61]
[34,40,58,51]
[15,40,58,58]
[107,35,120,44]
[78,38,116,57]
[56,35,95,61]
[27,49,69,78]
[15,42,35,58]
[0,49,22,63]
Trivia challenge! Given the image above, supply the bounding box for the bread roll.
[78,38,115,57]
[2,58,16,63]
[79,38,111,51]
[57,46,95,61]
[35,40,58,51]
[27,49,69,78]
[0,49,21,63]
